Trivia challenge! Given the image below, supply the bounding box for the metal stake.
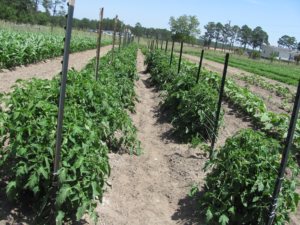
[95,7,104,80]
[209,53,229,159]
[165,40,168,52]
[110,15,118,66]
[51,0,75,223]
[196,50,204,84]
[266,78,300,224]
[178,41,183,73]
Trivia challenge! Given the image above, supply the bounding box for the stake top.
[69,0,75,6]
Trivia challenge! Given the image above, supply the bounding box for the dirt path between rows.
[0,45,113,94]
[80,49,208,224]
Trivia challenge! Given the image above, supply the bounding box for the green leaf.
[258,181,264,192]
[6,181,17,201]
[294,193,300,207]
[76,202,88,221]
[56,184,72,208]
[56,211,65,225]
[45,157,50,172]
[206,208,213,221]
[58,167,67,185]
[228,206,235,214]
[27,171,38,189]
[38,166,48,179]
[219,214,229,225]
[89,212,99,224]
[91,181,102,197]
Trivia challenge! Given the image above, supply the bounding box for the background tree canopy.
[169,15,201,44]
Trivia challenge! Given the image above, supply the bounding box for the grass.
[137,36,300,87]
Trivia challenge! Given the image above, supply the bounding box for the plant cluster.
[144,49,224,144]
[0,30,112,69]
[234,73,295,100]
[190,129,299,225]
[0,43,141,224]
[249,50,261,60]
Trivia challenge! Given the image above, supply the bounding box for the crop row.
[0,43,140,224]
[186,51,299,87]
[233,73,296,101]
[142,47,224,145]
[142,47,299,224]
[0,30,112,69]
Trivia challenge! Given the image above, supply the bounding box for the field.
[1,25,300,224]
[137,37,300,86]
[0,30,113,69]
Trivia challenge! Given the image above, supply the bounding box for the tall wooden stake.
[123,26,126,50]
[118,21,123,53]
[95,7,104,80]
[110,15,118,66]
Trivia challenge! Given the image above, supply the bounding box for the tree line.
[202,21,300,52]
[0,0,172,40]
[1,2,299,52]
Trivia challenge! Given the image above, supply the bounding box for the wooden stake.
[95,7,104,80]
[118,21,123,53]
[110,15,118,66]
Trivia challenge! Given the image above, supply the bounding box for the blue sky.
[41,0,300,46]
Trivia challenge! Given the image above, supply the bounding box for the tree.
[169,15,200,42]
[229,25,240,51]
[214,22,224,50]
[133,22,143,37]
[237,25,252,51]
[221,22,231,51]
[203,22,215,49]
[278,35,298,49]
[42,0,66,32]
[250,26,269,51]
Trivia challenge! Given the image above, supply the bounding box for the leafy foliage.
[0,30,112,69]
[144,49,224,144]
[193,129,299,225]
[250,50,261,60]
[0,43,141,223]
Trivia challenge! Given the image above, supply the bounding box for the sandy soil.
[0,45,113,94]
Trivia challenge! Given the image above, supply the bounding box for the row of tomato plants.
[0,30,112,69]
[141,47,299,224]
[142,46,224,145]
[0,43,141,224]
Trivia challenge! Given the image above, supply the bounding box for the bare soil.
[0,45,113,94]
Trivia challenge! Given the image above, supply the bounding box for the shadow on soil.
[171,191,206,225]
[0,177,35,224]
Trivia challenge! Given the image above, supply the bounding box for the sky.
[40,0,300,46]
